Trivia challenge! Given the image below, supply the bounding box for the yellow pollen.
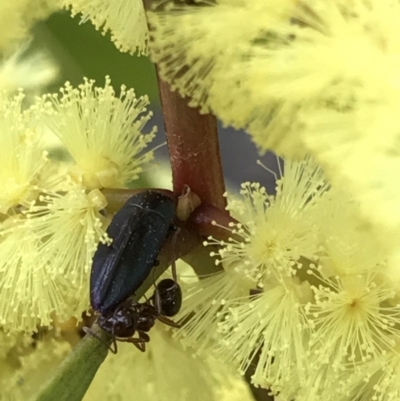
[264,240,276,257]
[349,299,358,308]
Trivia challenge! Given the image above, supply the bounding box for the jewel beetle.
[90,191,176,314]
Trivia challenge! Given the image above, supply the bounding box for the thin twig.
[157,78,227,210]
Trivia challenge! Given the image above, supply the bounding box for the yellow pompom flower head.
[37,76,156,189]
[0,91,51,213]
[0,187,110,333]
[175,158,326,368]
[208,157,327,284]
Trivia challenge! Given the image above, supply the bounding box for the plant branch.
[33,325,109,401]
[156,77,227,210]
[188,204,237,240]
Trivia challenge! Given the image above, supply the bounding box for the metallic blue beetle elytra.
[90,191,175,312]
[88,191,181,353]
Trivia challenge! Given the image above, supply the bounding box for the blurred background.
[32,10,279,193]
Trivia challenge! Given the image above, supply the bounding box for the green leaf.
[32,325,110,401]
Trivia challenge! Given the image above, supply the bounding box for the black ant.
[85,278,182,353]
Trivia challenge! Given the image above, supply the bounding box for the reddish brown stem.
[157,77,227,211]
[188,204,237,241]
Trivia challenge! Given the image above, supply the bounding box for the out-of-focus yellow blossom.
[67,0,148,55]
[84,325,252,401]
[0,330,73,401]
[0,330,32,361]
[0,1,62,52]
[291,0,400,252]
[149,0,295,113]
[0,44,58,94]
[149,0,400,254]
[37,77,156,189]
[311,188,387,277]
[0,325,252,401]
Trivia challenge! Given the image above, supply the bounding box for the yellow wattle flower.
[67,0,148,55]
[36,77,156,190]
[0,188,109,332]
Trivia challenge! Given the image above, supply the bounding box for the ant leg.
[118,332,150,352]
[134,341,146,352]
[110,337,118,354]
[156,315,181,329]
[122,337,146,352]
[138,331,150,343]
[110,321,118,354]
[83,326,117,354]
[136,331,151,351]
